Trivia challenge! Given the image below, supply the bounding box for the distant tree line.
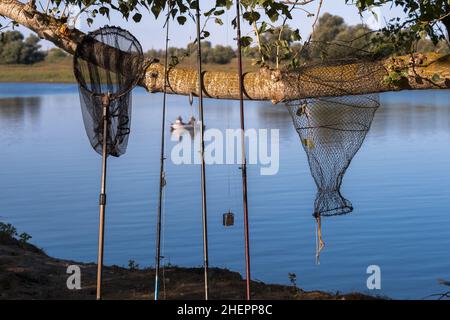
[146,41,236,65]
[0,31,45,64]
[0,31,71,65]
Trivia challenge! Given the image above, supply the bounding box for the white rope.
[315,215,325,265]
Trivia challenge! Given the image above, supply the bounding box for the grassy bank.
[0,57,257,84]
[0,59,75,83]
[0,223,379,300]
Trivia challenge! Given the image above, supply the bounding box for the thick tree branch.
[1,0,449,103]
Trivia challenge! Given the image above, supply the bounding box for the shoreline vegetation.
[0,223,380,300]
[0,57,257,84]
[0,59,75,83]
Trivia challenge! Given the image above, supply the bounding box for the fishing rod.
[96,92,109,300]
[154,3,171,301]
[195,1,210,300]
[235,0,251,300]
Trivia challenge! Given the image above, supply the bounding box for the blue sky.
[9,0,402,51]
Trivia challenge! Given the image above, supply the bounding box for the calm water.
[0,83,449,299]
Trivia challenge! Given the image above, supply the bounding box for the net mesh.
[285,42,387,100]
[73,26,145,157]
[287,94,379,216]
[286,43,382,217]
[285,42,383,262]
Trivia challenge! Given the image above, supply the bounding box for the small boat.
[170,116,197,131]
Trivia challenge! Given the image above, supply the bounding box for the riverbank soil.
[0,234,378,300]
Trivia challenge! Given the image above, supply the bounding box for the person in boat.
[171,116,185,130]
[175,116,185,125]
[188,116,196,126]
[171,115,198,131]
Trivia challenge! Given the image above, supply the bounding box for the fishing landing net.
[287,95,379,262]
[285,44,381,262]
[287,95,379,217]
[73,26,146,299]
[73,26,146,156]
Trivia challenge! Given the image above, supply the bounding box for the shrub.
[0,31,45,64]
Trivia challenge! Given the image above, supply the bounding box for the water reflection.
[0,97,42,143]
[287,95,379,261]
[0,97,41,122]
[373,93,450,137]
[250,92,450,142]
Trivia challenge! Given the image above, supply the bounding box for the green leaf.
[431,73,441,82]
[266,8,279,23]
[99,7,110,19]
[202,31,210,39]
[243,11,261,24]
[258,21,267,34]
[132,13,142,23]
[215,0,227,6]
[291,29,301,41]
[240,36,253,47]
[151,5,162,18]
[204,8,216,17]
[190,1,199,9]
[177,16,187,25]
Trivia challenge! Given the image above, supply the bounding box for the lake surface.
[0,83,449,299]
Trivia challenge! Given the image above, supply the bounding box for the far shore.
[0,57,257,84]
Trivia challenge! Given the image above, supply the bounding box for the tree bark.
[1,0,449,102]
